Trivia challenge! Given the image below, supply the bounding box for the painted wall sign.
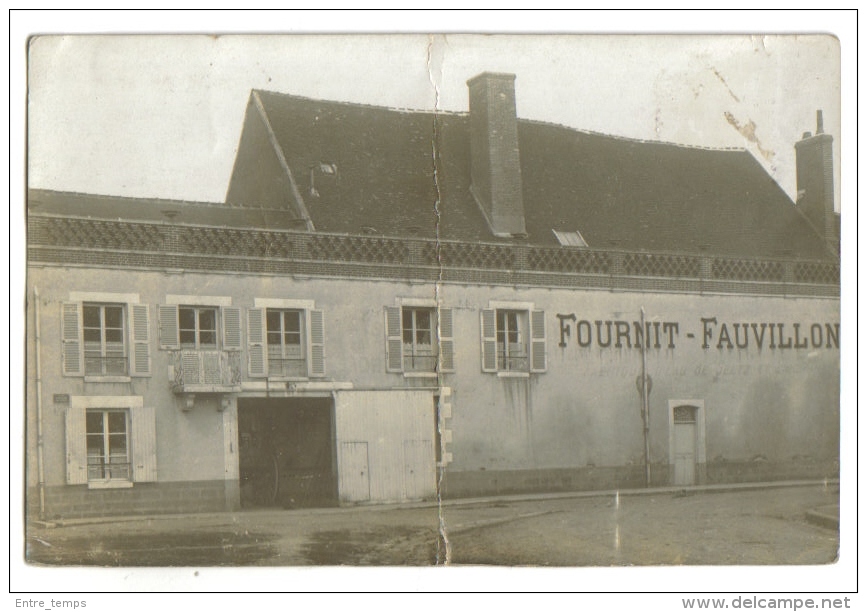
[556,314,839,351]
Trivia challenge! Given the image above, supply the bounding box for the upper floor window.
[82,303,127,375]
[158,302,241,353]
[179,306,219,349]
[481,306,546,374]
[62,299,150,378]
[385,305,453,374]
[496,310,527,372]
[266,309,306,377]
[248,302,325,379]
[403,307,436,372]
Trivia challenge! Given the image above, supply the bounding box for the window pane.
[267,331,282,346]
[179,330,196,345]
[403,329,413,344]
[83,306,101,328]
[103,306,123,329]
[284,332,301,346]
[496,310,505,332]
[109,434,127,455]
[108,412,126,433]
[416,310,431,331]
[284,311,301,332]
[83,329,101,342]
[105,329,123,343]
[508,312,519,344]
[199,331,217,346]
[198,309,217,331]
[86,411,104,434]
[417,330,431,345]
[266,310,281,332]
[178,308,196,330]
[86,434,105,456]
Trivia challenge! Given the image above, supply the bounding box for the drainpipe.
[640,307,651,487]
[34,286,46,519]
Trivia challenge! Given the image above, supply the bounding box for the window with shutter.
[131,404,157,482]
[61,302,84,376]
[158,304,179,350]
[384,306,403,372]
[67,396,151,487]
[480,309,497,372]
[247,307,267,377]
[481,306,546,374]
[222,306,242,351]
[308,309,325,377]
[65,404,87,484]
[530,310,547,372]
[130,304,151,376]
[438,308,455,373]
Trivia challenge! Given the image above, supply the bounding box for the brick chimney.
[467,72,526,238]
[795,110,837,254]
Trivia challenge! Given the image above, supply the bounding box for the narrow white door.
[338,441,370,503]
[673,404,698,486]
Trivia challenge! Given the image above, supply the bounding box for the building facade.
[26,73,840,519]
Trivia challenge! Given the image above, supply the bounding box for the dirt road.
[25,484,838,566]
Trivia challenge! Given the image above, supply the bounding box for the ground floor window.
[86,409,130,481]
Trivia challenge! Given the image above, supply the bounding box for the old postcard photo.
[17,26,848,593]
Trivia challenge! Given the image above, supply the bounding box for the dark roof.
[224,89,830,260]
[27,189,305,230]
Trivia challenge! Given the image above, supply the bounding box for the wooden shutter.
[130,304,151,376]
[530,310,547,373]
[247,307,267,377]
[131,404,157,482]
[61,302,84,376]
[158,304,179,350]
[65,405,87,484]
[480,309,497,372]
[438,308,455,372]
[222,306,242,351]
[308,309,325,377]
[384,306,403,372]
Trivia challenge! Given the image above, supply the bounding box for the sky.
[26,30,841,211]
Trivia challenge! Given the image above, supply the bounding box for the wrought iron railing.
[84,354,128,376]
[171,350,242,389]
[403,354,438,373]
[267,357,308,378]
[87,460,131,481]
[29,215,840,287]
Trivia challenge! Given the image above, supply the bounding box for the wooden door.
[403,439,435,500]
[673,405,697,486]
[338,441,370,503]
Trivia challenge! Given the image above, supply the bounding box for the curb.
[30,478,839,529]
[805,505,839,530]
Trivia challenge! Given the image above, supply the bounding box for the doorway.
[673,405,697,485]
[668,400,706,487]
[237,397,337,508]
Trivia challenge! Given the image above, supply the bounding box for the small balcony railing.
[84,354,129,376]
[171,350,242,392]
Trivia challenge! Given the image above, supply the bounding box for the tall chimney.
[467,72,526,237]
[795,110,836,254]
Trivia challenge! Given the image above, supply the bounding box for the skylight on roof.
[552,229,588,247]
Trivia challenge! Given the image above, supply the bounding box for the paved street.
[25,483,838,567]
